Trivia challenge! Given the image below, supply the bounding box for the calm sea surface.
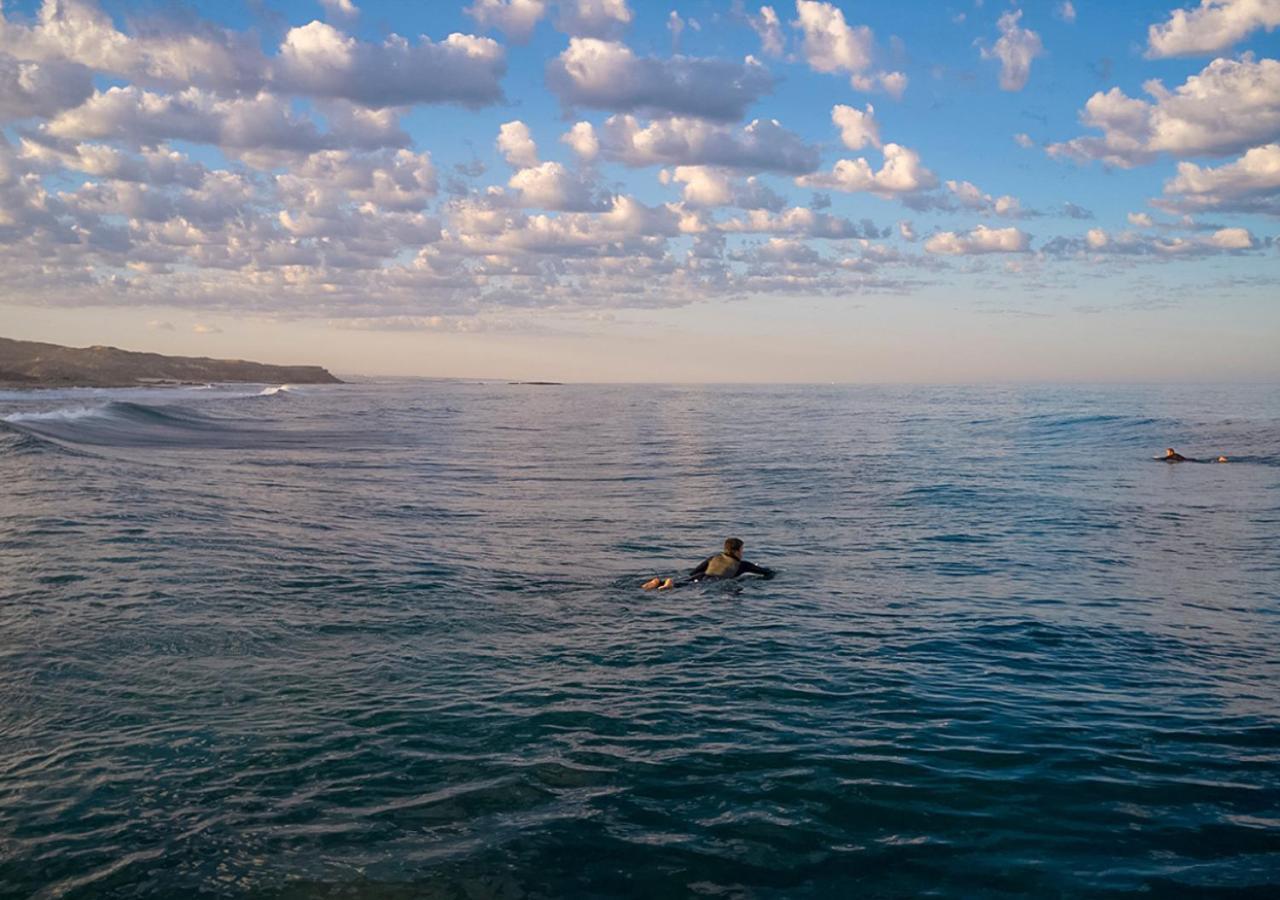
[1,381,1278,898]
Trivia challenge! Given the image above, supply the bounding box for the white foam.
[259,385,293,396]
[4,405,116,424]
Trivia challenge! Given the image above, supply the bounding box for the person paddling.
[642,538,775,591]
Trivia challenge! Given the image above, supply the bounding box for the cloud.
[1057,2,1077,24]
[556,0,633,38]
[508,161,605,211]
[750,5,785,57]
[832,103,881,150]
[320,0,360,21]
[797,143,937,196]
[1128,212,1155,226]
[561,121,600,159]
[281,149,439,212]
[1043,225,1263,256]
[449,194,687,259]
[980,10,1044,91]
[1147,0,1280,58]
[147,319,175,330]
[1047,54,1280,167]
[720,206,883,238]
[273,21,505,109]
[546,38,773,121]
[497,120,539,168]
[193,322,222,334]
[1157,143,1280,214]
[925,225,1031,255]
[910,179,1028,217]
[1207,225,1258,248]
[41,86,394,167]
[0,0,266,94]
[0,54,93,122]
[598,115,820,173]
[660,166,786,209]
[851,71,908,100]
[1013,132,1035,149]
[465,0,548,43]
[0,3,507,110]
[39,88,411,168]
[793,0,874,77]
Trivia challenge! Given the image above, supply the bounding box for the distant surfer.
[642,538,775,591]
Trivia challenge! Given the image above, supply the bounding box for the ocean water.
[1,381,1278,899]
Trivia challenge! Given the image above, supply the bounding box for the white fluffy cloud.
[497,121,540,168]
[925,225,1030,255]
[0,54,93,122]
[981,10,1044,92]
[281,150,438,212]
[466,0,631,41]
[852,70,908,100]
[274,22,505,109]
[660,166,785,209]
[0,0,265,93]
[940,180,1026,217]
[547,38,773,121]
[1158,143,1280,214]
[1045,225,1262,256]
[557,0,634,37]
[508,162,604,211]
[1147,0,1280,58]
[0,3,507,110]
[597,115,819,173]
[720,206,882,238]
[750,5,785,57]
[561,121,601,159]
[20,138,205,187]
[797,143,937,196]
[1048,54,1280,167]
[793,0,873,76]
[46,87,323,153]
[320,0,361,21]
[466,0,548,43]
[40,87,408,168]
[832,104,881,150]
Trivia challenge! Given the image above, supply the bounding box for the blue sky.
[0,0,1276,381]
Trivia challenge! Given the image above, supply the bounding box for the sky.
[0,0,1277,382]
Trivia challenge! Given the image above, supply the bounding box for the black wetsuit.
[688,552,774,582]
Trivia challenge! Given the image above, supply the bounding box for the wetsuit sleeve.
[739,560,774,578]
[689,557,711,577]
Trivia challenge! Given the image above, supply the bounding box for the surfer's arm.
[738,560,774,578]
[688,558,711,577]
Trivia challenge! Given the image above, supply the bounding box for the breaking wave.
[2,388,315,451]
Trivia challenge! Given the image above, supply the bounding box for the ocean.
[1,381,1278,898]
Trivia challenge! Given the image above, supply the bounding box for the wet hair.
[724,537,744,556]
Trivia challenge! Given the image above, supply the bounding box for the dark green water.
[2,382,1278,898]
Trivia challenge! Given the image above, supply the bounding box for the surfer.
[1159,447,1189,462]
[642,538,775,591]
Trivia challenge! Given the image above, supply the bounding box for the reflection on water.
[2,382,1278,897]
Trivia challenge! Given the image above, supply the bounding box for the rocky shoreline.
[0,337,342,389]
